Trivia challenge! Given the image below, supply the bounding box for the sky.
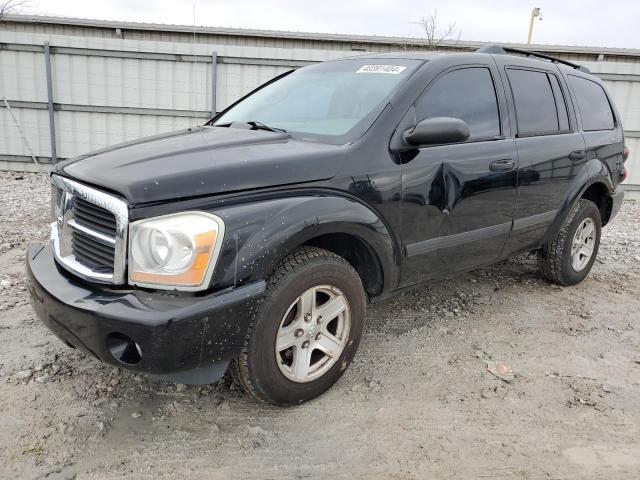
[13,0,640,49]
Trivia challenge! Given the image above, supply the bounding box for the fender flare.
[542,158,614,244]
[209,193,400,294]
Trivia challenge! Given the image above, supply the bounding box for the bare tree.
[0,0,31,19]
[415,10,461,49]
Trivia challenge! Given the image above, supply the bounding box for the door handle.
[489,159,515,172]
[569,150,586,160]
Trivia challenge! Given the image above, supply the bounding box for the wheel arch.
[210,194,400,297]
[581,181,614,226]
[542,159,614,244]
[301,232,384,298]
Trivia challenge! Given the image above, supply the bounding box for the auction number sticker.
[356,64,407,74]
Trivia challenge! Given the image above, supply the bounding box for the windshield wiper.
[214,120,287,134]
[246,121,288,133]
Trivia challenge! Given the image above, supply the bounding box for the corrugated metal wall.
[0,33,201,163]
[1,21,639,193]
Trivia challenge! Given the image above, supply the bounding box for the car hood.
[56,126,346,204]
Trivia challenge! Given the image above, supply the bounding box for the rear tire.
[537,199,601,286]
[230,247,366,406]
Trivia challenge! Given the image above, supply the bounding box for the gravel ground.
[1,171,639,480]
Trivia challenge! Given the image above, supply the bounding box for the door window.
[415,67,501,139]
[507,68,565,135]
[568,75,615,131]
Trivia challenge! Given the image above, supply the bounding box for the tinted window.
[549,74,570,131]
[508,69,559,135]
[416,67,500,139]
[569,75,615,131]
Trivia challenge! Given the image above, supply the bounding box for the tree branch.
[0,0,32,19]
[414,9,462,49]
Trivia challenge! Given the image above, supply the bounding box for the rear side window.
[568,75,615,131]
[415,67,500,139]
[507,68,566,136]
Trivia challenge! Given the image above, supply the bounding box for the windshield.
[212,58,422,144]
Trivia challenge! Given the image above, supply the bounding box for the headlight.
[128,212,225,291]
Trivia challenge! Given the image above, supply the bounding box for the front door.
[400,64,518,285]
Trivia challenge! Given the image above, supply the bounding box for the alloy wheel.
[275,285,351,383]
[571,217,596,272]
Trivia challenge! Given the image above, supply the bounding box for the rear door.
[565,73,625,189]
[495,56,587,256]
[400,63,518,285]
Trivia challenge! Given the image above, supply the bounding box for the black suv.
[27,46,626,406]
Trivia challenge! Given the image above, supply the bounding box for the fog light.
[106,333,142,365]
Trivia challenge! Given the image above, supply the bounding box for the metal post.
[527,8,541,44]
[211,51,218,117]
[44,42,57,163]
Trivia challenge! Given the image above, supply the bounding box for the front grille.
[71,228,116,272]
[73,197,117,237]
[50,175,128,284]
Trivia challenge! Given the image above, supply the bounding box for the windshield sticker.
[356,65,407,74]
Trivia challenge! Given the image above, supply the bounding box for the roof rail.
[476,45,591,73]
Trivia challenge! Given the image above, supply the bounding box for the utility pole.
[527,7,541,44]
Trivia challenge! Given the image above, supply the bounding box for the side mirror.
[403,117,470,147]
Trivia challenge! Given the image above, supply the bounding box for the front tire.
[230,247,366,406]
[537,199,601,286]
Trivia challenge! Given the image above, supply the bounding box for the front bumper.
[26,244,265,384]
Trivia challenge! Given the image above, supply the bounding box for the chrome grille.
[50,175,128,284]
[70,197,117,272]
